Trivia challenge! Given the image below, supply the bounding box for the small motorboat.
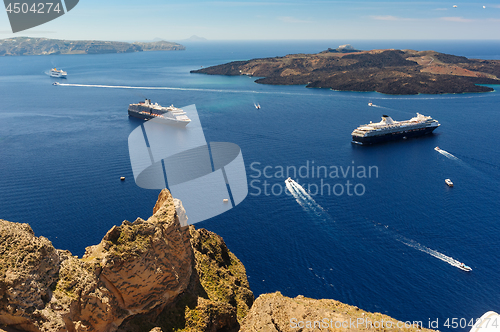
[286,177,293,183]
[52,82,60,86]
[254,103,261,109]
[445,179,454,187]
[434,146,441,151]
[458,262,472,272]
[368,102,373,106]
[223,199,229,203]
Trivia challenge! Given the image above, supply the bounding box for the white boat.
[445,179,454,187]
[434,146,441,151]
[368,102,373,106]
[286,177,293,183]
[128,99,191,126]
[52,82,60,86]
[254,103,261,109]
[50,68,67,78]
[458,263,472,272]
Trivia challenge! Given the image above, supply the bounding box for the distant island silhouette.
[0,37,185,56]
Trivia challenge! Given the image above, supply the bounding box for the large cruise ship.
[128,99,191,126]
[351,113,440,145]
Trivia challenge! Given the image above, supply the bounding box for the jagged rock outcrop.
[116,226,254,332]
[240,292,436,332]
[0,189,253,332]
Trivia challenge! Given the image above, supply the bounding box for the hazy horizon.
[1,0,500,41]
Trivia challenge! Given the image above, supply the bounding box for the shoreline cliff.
[1,190,435,332]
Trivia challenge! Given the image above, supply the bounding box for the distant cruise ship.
[128,99,191,126]
[351,113,440,145]
[50,68,67,78]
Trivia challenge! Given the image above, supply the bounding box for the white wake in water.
[285,179,333,222]
[395,235,467,270]
[435,148,459,160]
[55,83,496,102]
[434,148,499,185]
[370,222,471,271]
[369,104,415,116]
[56,83,319,97]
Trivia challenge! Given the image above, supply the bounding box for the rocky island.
[191,45,500,95]
[1,190,436,332]
[0,37,185,56]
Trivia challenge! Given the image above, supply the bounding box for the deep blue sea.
[1,40,499,331]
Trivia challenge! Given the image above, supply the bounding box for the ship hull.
[352,126,438,145]
[128,109,189,127]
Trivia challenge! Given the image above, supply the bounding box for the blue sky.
[1,0,500,40]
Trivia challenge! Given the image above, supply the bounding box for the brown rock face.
[116,227,254,332]
[0,190,193,331]
[0,221,64,331]
[0,189,253,332]
[64,189,193,331]
[239,292,436,332]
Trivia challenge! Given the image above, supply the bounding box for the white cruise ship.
[50,68,67,78]
[128,99,191,126]
[351,113,440,145]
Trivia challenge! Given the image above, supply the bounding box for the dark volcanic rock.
[306,70,496,95]
[195,61,250,76]
[434,53,473,64]
[191,48,500,95]
[342,50,418,68]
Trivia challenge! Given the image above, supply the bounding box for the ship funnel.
[381,115,395,124]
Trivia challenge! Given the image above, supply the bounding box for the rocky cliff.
[0,189,252,332]
[240,292,436,332]
[1,190,436,332]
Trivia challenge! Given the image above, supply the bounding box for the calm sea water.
[0,40,499,331]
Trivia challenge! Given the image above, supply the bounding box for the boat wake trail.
[285,178,334,222]
[395,235,467,270]
[372,222,470,271]
[369,104,414,116]
[435,148,459,160]
[56,83,317,97]
[435,148,499,185]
